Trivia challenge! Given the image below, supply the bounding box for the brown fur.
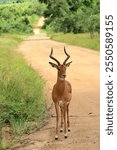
[49,48,72,139]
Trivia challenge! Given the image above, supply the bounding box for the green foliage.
[0,34,46,148]
[0,0,38,3]
[44,0,100,35]
[47,32,100,51]
[38,0,47,3]
[0,2,46,34]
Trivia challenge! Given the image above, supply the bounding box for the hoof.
[60,128,63,132]
[55,135,58,140]
[68,128,71,132]
[64,133,68,139]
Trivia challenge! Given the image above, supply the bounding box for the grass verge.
[46,31,100,51]
[0,34,46,149]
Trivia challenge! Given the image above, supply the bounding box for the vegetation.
[0,1,47,149]
[0,0,38,3]
[43,0,100,36]
[47,32,99,51]
[0,34,46,149]
[39,0,100,51]
[0,0,100,148]
[0,1,46,34]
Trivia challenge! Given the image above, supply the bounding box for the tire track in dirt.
[11,33,100,150]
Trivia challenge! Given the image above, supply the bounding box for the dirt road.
[33,17,45,34]
[12,33,100,150]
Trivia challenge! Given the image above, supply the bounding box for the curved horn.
[49,48,60,65]
[63,47,70,65]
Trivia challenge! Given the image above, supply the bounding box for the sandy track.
[12,33,100,150]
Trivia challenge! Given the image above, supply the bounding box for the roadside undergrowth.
[0,34,46,149]
[44,31,100,51]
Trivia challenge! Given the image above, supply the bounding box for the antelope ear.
[49,62,58,69]
[65,61,72,67]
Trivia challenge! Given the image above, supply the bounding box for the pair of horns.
[49,47,70,65]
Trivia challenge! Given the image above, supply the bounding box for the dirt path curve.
[33,17,45,34]
[12,31,100,150]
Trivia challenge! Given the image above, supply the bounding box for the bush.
[44,0,100,34]
[0,2,46,34]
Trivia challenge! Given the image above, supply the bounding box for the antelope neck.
[56,77,65,94]
[58,74,66,81]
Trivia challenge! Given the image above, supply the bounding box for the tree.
[43,0,100,34]
[44,0,69,19]
[38,0,48,3]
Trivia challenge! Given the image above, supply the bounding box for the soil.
[10,18,100,150]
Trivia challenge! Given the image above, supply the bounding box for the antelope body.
[49,47,72,140]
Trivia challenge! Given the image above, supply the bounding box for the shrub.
[44,0,100,34]
[0,2,46,34]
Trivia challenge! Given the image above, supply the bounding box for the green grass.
[0,34,46,149]
[46,32,100,51]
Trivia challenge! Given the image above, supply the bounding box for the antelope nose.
[63,75,66,78]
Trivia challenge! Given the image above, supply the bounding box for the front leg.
[60,107,64,132]
[63,103,67,138]
[55,103,59,140]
